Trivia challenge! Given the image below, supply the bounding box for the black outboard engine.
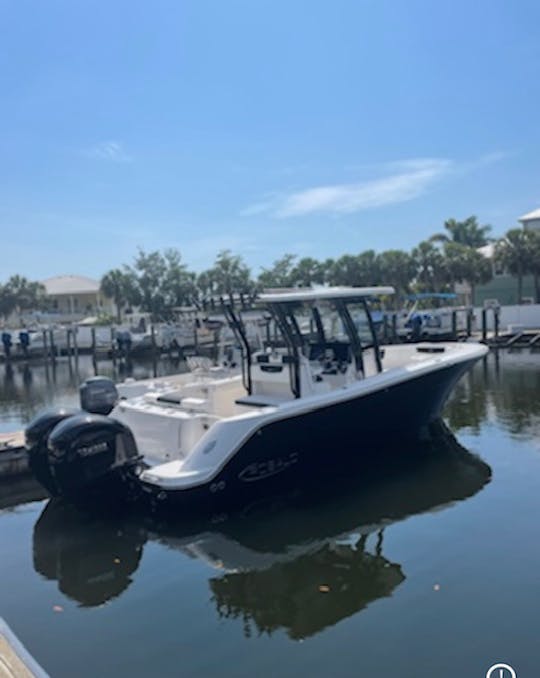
[79,376,119,415]
[25,408,81,495]
[46,414,141,501]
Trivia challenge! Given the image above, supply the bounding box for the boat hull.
[142,357,479,511]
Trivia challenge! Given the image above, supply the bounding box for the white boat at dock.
[24,286,487,512]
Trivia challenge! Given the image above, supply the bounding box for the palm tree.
[377,250,415,300]
[356,250,381,286]
[326,255,359,286]
[1,276,45,320]
[443,242,492,304]
[0,283,16,320]
[289,257,326,287]
[200,250,253,300]
[431,216,492,248]
[495,229,534,304]
[100,269,139,322]
[411,240,447,292]
[258,254,297,289]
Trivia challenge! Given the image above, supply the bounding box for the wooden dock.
[0,618,49,678]
[484,328,540,349]
[0,432,27,478]
[0,432,47,509]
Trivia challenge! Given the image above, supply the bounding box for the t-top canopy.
[260,286,395,303]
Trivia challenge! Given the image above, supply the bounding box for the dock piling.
[110,327,117,366]
[391,313,398,343]
[466,309,473,337]
[42,330,48,360]
[66,328,72,358]
[48,329,56,361]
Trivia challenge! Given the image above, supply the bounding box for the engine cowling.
[25,408,81,495]
[47,414,141,501]
[79,376,119,415]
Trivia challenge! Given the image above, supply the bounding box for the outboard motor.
[79,376,119,415]
[46,414,141,501]
[25,408,81,495]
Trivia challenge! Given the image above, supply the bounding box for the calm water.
[0,355,186,433]
[1,351,540,677]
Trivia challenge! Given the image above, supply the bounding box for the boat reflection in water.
[33,423,491,637]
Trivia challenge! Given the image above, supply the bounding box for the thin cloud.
[239,199,277,217]
[242,158,452,218]
[85,140,132,162]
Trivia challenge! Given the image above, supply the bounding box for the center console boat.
[25,286,488,510]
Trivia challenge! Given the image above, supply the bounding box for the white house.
[519,208,540,231]
[40,275,115,322]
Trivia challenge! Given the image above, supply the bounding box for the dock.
[0,432,27,477]
[0,432,47,509]
[0,618,49,678]
[485,328,540,349]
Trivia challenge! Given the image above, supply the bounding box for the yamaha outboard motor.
[25,408,81,495]
[80,376,119,415]
[46,414,141,501]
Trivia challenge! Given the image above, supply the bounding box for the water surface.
[0,355,185,433]
[1,351,540,677]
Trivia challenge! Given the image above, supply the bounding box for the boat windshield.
[344,302,378,349]
[282,299,377,351]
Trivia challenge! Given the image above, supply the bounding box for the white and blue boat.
[25,286,487,510]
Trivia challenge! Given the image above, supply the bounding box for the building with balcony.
[40,275,115,322]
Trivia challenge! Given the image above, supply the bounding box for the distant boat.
[392,292,472,340]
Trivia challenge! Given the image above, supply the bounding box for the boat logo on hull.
[238,452,299,482]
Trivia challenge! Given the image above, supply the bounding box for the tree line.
[101,216,540,320]
[2,216,540,322]
[0,276,45,321]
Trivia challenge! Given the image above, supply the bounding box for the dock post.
[91,327,96,357]
[466,309,472,337]
[212,329,219,364]
[481,309,487,342]
[151,324,157,357]
[49,329,56,361]
[451,311,457,340]
[151,325,158,378]
[110,327,117,366]
[494,308,500,340]
[391,313,398,343]
[73,326,79,364]
[42,329,48,360]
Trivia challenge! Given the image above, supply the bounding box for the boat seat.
[156,391,183,404]
[235,394,286,408]
[308,341,351,363]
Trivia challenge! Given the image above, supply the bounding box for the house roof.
[519,208,540,222]
[477,243,495,259]
[41,275,100,296]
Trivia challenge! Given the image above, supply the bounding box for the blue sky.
[1,0,539,281]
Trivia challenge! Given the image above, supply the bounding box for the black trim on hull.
[142,357,478,510]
